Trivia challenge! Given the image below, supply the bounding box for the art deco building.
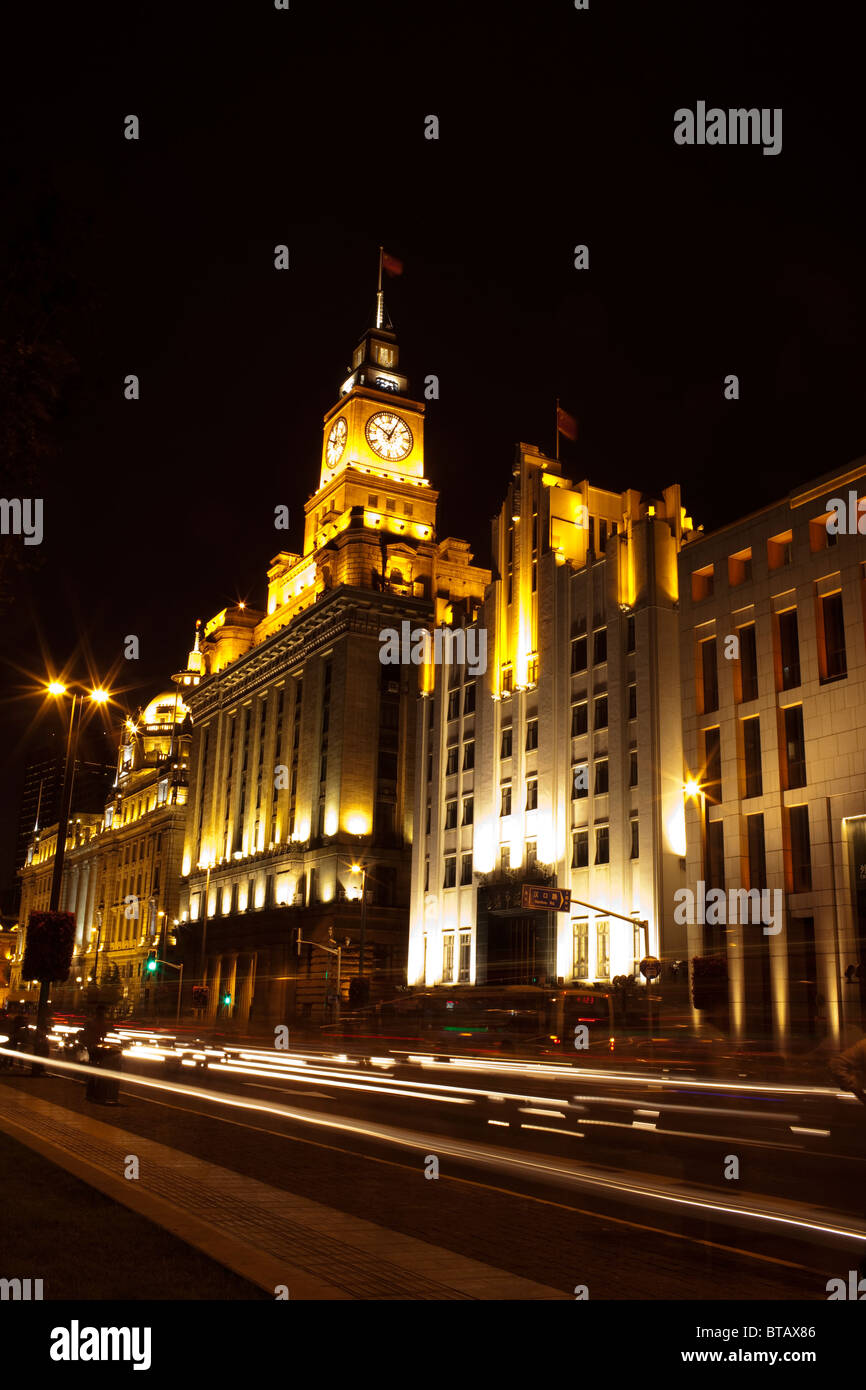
[10,660,196,1013]
[679,456,866,1045]
[409,442,697,990]
[179,291,489,1025]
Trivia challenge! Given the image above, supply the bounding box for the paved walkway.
[0,1089,567,1300]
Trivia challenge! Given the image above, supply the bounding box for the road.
[3,1024,864,1299]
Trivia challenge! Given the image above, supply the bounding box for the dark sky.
[2,0,864,901]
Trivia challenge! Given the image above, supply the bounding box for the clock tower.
[302,285,434,557]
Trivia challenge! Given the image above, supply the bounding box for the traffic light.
[145,951,158,974]
[222,992,232,1007]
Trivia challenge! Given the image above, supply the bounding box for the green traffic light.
[146,958,158,972]
[223,993,231,1006]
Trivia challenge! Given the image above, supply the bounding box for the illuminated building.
[10,650,197,1011]
[410,442,696,990]
[679,456,866,1044]
[180,287,488,1024]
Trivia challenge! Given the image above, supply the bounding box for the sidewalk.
[0,1087,567,1300]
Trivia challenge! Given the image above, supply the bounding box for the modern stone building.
[179,290,489,1025]
[409,441,697,991]
[679,456,866,1046]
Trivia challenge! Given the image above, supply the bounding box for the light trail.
[2,1042,863,1246]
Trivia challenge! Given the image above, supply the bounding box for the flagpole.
[376,245,384,329]
[555,397,560,462]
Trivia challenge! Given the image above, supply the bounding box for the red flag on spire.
[382,251,404,277]
[556,406,578,442]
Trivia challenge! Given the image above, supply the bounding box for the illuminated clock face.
[365,411,413,462]
[326,416,348,466]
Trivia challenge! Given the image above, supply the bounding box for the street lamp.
[350,862,367,980]
[33,682,111,1035]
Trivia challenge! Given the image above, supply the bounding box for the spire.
[339,252,407,398]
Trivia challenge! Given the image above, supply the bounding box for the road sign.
[521,884,572,913]
[639,956,661,980]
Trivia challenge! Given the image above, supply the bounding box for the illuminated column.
[206,956,222,1022]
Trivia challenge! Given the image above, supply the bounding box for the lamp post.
[37,683,110,1033]
[350,862,367,980]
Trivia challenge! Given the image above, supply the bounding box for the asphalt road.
[3,1031,864,1299]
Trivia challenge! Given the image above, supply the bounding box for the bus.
[322,984,624,1060]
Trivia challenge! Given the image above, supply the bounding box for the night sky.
[2,0,864,902]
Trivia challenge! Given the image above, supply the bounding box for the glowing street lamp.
[351,862,367,980]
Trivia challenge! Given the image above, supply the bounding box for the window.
[526,777,538,811]
[595,825,609,864]
[527,654,539,686]
[501,664,513,695]
[789,805,812,892]
[500,727,513,759]
[403,502,413,517]
[700,637,719,713]
[446,748,458,776]
[573,763,588,798]
[728,548,752,587]
[593,629,607,664]
[596,920,610,980]
[525,839,537,871]
[706,819,725,891]
[571,701,588,737]
[525,719,538,751]
[777,609,801,690]
[747,813,767,890]
[783,705,806,789]
[425,803,431,834]
[818,591,847,681]
[427,752,433,782]
[626,614,636,653]
[386,498,396,512]
[501,784,512,816]
[738,623,759,702]
[629,750,638,787]
[444,800,458,831]
[573,919,589,978]
[703,727,722,803]
[594,759,609,795]
[629,816,639,859]
[447,691,459,720]
[743,716,762,798]
[463,683,476,715]
[571,637,587,673]
[462,795,474,826]
[443,856,457,889]
[442,933,454,981]
[460,852,473,886]
[368,494,379,508]
[594,695,608,729]
[627,684,637,720]
[462,741,475,770]
[500,845,510,873]
[458,931,471,982]
[692,565,714,601]
[572,830,589,869]
[768,530,793,570]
